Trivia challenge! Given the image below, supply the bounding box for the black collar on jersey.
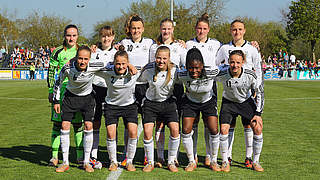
[228,67,243,78]
[130,37,143,43]
[195,37,209,43]
[231,40,247,47]
[98,46,114,52]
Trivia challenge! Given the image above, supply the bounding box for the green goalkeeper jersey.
[47,45,78,93]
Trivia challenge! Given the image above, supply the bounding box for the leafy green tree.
[286,0,320,62]
[0,11,19,53]
[19,11,87,49]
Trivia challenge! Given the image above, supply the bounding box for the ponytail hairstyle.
[114,45,129,63]
[98,25,115,49]
[63,24,79,50]
[125,14,144,37]
[153,46,173,86]
[186,47,206,78]
[229,50,246,64]
[156,18,175,45]
[195,13,210,28]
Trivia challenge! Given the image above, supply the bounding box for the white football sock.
[182,131,195,163]
[192,125,198,158]
[220,134,229,163]
[126,138,137,164]
[144,138,154,165]
[60,129,70,165]
[91,129,100,159]
[204,127,211,158]
[244,128,253,158]
[107,138,117,163]
[83,129,93,164]
[227,128,235,159]
[168,135,180,164]
[155,128,165,160]
[253,134,263,163]
[209,133,220,163]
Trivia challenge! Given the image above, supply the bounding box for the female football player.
[149,18,186,168]
[47,24,84,167]
[118,14,154,166]
[53,45,102,173]
[98,46,139,172]
[139,46,180,172]
[186,13,222,166]
[90,26,117,168]
[216,50,264,172]
[216,19,264,168]
[179,48,220,172]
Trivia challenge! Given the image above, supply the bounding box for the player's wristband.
[53,99,60,104]
[254,111,262,116]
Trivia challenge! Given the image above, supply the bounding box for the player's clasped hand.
[54,104,61,114]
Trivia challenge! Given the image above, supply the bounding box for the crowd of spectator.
[0,45,56,69]
[262,49,320,78]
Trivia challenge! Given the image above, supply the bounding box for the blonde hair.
[153,46,173,86]
[156,18,175,45]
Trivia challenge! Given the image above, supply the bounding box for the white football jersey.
[149,42,186,67]
[138,62,178,102]
[186,38,221,69]
[216,40,263,87]
[53,60,105,101]
[119,37,154,69]
[178,68,219,103]
[90,47,116,87]
[96,67,140,106]
[216,68,263,113]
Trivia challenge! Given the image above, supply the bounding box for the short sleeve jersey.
[90,47,117,87]
[186,38,221,69]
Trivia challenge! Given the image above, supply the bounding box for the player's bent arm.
[47,48,61,93]
[52,65,68,104]
[128,63,138,75]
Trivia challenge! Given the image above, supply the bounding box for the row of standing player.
[47,13,264,173]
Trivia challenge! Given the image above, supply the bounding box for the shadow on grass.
[0,144,229,170]
[0,144,86,167]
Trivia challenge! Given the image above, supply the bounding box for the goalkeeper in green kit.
[47,24,84,166]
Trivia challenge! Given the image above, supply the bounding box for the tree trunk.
[311,40,316,62]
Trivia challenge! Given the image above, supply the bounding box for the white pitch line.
[0,97,47,101]
[106,120,143,180]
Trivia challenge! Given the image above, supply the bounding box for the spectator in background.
[29,62,35,80]
[45,45,51,57]
[284,52,289,63]
[290,54,296,64]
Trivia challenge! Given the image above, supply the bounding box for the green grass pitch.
[0,80,319,179]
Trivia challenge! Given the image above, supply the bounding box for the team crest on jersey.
[172,48,178,53]
[208,46,214,52]
[143,45,148,52]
